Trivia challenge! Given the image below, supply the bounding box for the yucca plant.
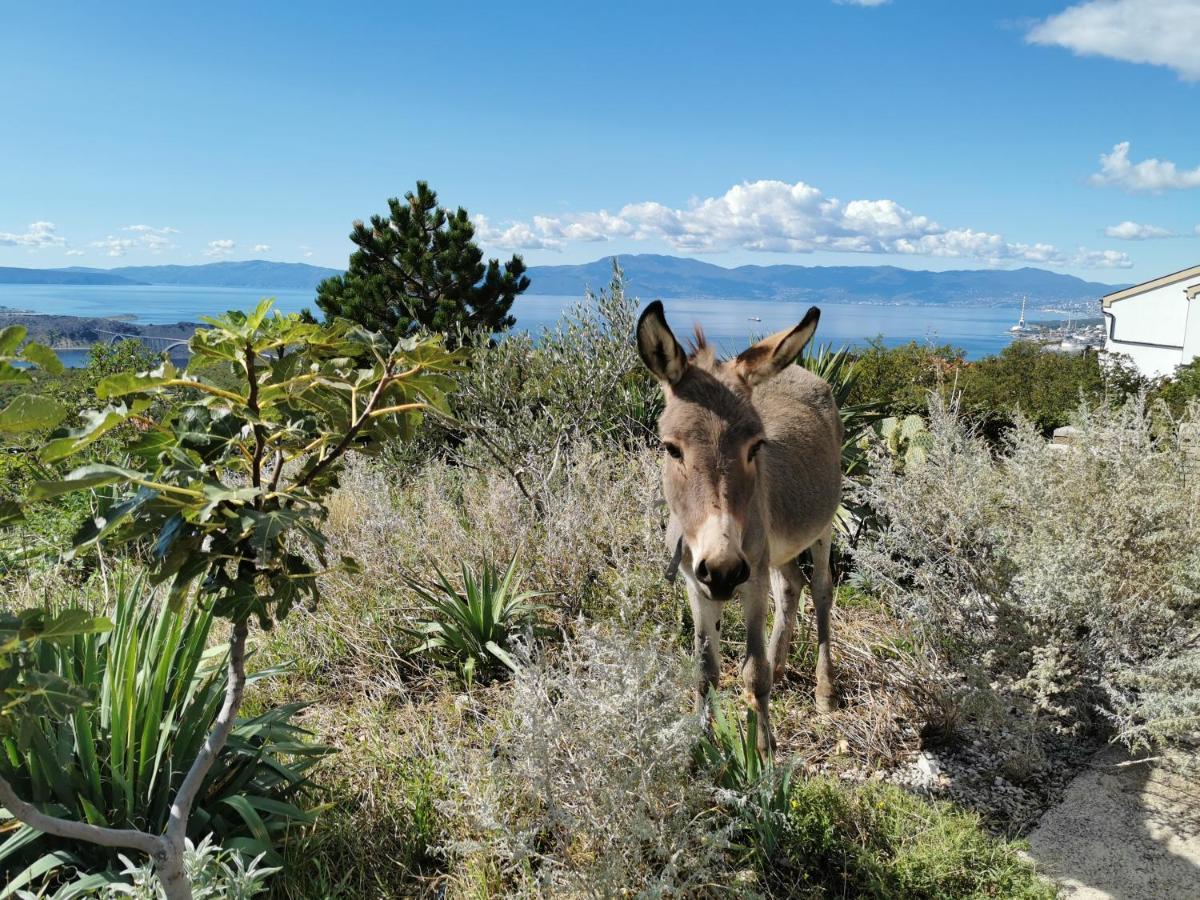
[404,556,546,684]
[0,571,330,896]
[694,695,770,791]
[799,344,886,543]
[694,696,795,866]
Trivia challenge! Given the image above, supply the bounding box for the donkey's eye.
[748,440,766,463]
[664,441,683,461]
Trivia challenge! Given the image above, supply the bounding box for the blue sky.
[2,0,1198,282]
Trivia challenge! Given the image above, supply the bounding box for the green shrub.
[1154,356,1200,415]
[0,571,329,894]
[393,263,661,509]
[84,340,161,381]
[958,342,1145,434]
[846,338,963,417]
[769,778,1054,899]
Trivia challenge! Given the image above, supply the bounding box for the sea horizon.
[0,282,1079,363]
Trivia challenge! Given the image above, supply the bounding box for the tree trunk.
[153,837,191,900]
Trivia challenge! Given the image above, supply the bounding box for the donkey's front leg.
[811,526,838,713]
[740,572,774,753]
[685,578,722,720]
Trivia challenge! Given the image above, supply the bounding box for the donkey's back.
[753,365,843,567]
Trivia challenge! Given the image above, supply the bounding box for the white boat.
[748,316,762,322]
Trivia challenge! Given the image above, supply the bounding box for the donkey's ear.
[637,301,688,384]
[735,306,820,386]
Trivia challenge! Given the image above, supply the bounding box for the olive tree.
[0,301,459,898]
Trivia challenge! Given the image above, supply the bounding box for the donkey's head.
[637,301,819,601]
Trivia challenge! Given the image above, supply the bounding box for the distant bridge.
[92,329,190,353]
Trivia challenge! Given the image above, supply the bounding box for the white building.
[1102,264,1200,378]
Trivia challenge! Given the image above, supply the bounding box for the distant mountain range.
[63,261,343,290]
[0,255,1127,305]
[524,255,1128,305]
[0,266,145,286]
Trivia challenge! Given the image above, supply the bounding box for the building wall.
[1104,275,1200,378]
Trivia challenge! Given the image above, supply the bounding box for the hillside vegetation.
[1,273,1197,897]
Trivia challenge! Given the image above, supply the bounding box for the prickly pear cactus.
[875,414,932,470]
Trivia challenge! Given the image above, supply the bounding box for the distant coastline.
[0,255,1127,309]
[0,310,200,351]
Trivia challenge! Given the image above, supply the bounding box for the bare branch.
[0,774,161,857]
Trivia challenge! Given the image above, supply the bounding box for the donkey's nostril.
[695,557,749,595]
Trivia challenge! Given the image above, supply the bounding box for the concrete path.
[1026,745,1200,899]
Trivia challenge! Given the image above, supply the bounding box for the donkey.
[637,301,843,752]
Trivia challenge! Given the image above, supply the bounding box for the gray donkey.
[637,301,843,751]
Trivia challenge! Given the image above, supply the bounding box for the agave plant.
[404,556,546,684]
[0,571,330,896]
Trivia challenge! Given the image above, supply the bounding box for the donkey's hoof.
[815,691,838,714]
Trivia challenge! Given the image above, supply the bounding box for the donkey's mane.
[686,324,717,370]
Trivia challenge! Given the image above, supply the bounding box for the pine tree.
[315,181,529,342]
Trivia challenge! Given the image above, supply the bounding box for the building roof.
[1101,263,1200,308]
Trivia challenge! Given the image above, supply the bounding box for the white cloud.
[1104,220,1176,240]
[252,243,270,253]
[204,239,236,258]
[122,224,178,253]
[1028,0,1200,81]
[1090,142,1200,192]
[65,249,85,256]
[90,236,136,257]
[87,225,180,257]
[0,221,66,249]
[477,179,1132,269]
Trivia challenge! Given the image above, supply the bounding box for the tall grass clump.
[854,394,1200,749]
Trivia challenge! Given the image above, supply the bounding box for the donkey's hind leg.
[768,558,806,685]
[811,525,838,713]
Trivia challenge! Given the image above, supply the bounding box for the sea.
[0,283,1049,365]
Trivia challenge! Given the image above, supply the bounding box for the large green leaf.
[0,326,27,355]
[40,401,149,463]
[0,394,68,433]
[29,463,144,500]
[19,342,64,375]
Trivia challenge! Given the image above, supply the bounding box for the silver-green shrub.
[853,395,1200,748]
[73,836,276,899]
[441,626,732,897]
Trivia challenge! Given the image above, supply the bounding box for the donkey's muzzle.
[695,556,750,600]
